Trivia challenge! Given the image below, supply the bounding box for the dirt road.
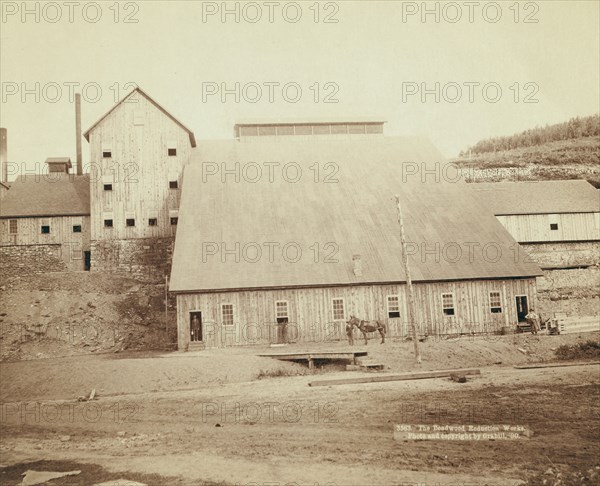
[1,349,598,485]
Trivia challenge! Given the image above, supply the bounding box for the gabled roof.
[0,173,90,218]
[470,180,600,215]
[83,86,197,147]
[169,137,541,293]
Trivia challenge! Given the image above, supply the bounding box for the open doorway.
[190,311,202,342]
[515,296,528,322]
[84,251,91,271]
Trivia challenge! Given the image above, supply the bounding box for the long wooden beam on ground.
[308,368,481,387]
[514,361,600,370]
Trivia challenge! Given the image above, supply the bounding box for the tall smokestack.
[75,93,82,176]
[0,128,7,183]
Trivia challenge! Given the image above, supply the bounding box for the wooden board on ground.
[308,368,481,387]
[514,361,600,370]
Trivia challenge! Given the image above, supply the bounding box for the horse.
[346,315,386,345]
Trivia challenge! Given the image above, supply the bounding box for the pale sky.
[1,0,598,177]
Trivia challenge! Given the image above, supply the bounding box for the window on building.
[169,180,178,189]
[73,225,82,233]
[276,301,289,324]
[41,225,50,234]
[126,218,135,227]
[489,291,502,314]
[102,150,112,158]
[222,304,234,326]
[148,218,157,226]
[332,298,345,320]
[103,183,113,191]
[170,217,178,226]
[9,219,17,234]
[550,223,559,231]
[104,219,113,228]
[387,295,400,318]
[441,293,455,316]
[168,148,177,156]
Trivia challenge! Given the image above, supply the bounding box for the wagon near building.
[169,138,542,351]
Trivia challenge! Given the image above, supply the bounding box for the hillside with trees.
[460,114,599,156]
[454,115,600,187]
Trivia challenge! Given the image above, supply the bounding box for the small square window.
[170,217,178,226]
[41,225,50,234]
[148,218,157,226]
[168,148,177,156]
[550,223,559,231]
[104,219,113,228]
[104,183,113,191]
[126,218,135,227]
[102,150,112,158]
[169,180,178,189]
[73,225,82,233]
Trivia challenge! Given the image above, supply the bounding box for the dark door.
[190,312,202,342]
[276,317,288,344]
[515,296,528,322]
[84,251,91,271]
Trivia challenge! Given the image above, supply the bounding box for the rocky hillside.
[0,272,177,361]
[453,136,600,186]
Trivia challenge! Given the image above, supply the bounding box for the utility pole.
[165,274,169,345]
[395,195,421,364]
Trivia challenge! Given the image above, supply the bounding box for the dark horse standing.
[346,315,386,345]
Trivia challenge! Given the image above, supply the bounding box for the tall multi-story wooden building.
[82,87,196,277]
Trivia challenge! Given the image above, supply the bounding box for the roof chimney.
[0,128,7,183]
[75,93,83,175]
[46,157,72,174]
[352,254,363,277]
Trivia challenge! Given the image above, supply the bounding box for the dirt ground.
[1,334,599,485]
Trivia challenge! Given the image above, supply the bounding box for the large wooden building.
[0,159,91,272]
[169,139,542,350]
[82,87,196,275]
[471,181,600,268]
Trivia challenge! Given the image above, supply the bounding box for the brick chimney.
[352,254,363,277]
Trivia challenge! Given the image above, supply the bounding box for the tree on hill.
[462,114,599,156]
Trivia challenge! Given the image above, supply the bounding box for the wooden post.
[165,274,169,344]
[395,195,421,364]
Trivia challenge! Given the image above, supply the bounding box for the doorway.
[190,311,202,342]
[276,317,288,344]
[84,251,91,271]
[515,296,528,322]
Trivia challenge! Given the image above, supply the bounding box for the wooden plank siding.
[496,213,600,243]
[0,215,91,270]
[88,91,193,242]
[175,278,536,349]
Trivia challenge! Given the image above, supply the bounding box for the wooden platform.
[259,351,368,369]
